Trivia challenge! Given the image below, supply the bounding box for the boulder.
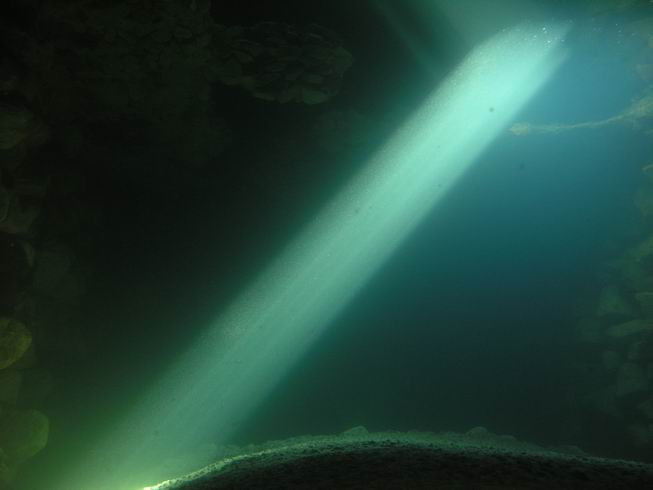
[0,408,49,462]
[342,426,369,437]
[212,22,353,104]
[0,318,31,369]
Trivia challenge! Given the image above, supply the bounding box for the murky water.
[1,1,652,489]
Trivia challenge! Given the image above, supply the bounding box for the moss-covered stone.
[0,318,31,370]
[212,22,353,104]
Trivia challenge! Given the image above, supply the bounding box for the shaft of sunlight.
[55,22,569,490]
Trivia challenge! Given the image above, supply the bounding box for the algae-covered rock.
[212,22,353,104]
[608,319,653,338]
[0,408,49,462]
[0,318,31,369]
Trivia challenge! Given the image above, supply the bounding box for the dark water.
[236,60,649,452]
[4,1,653,489]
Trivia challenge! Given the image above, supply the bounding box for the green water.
[1,1,652,489]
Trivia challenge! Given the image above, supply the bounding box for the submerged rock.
[341,425,369,437]
[0,318,31,370]
[212,22,353,104]
[608,319,653,339]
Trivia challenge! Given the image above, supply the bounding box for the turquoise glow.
[56,22,569,490]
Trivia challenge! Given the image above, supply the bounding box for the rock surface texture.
[147,429,653,490]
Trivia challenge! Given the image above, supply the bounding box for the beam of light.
[53,22,569,490]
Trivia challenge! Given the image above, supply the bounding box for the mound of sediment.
[145,428,653,490]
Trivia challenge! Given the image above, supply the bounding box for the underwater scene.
[2,0,653,489]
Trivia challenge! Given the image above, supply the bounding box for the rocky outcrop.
[573,174,653,453]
